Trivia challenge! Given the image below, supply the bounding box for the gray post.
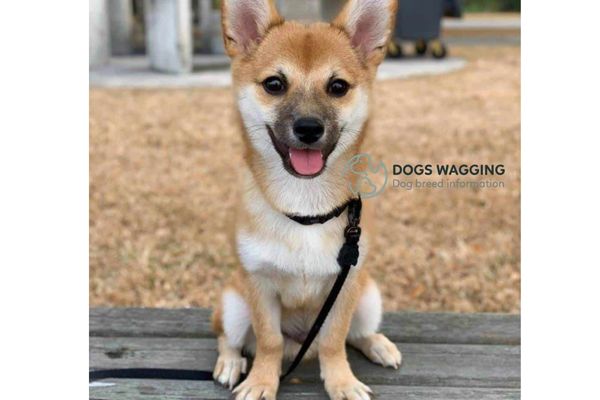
[209,7,225,54]
[320,0,346,21]
[197,0,212,52]
[144,0,193,73]
[90,0,111,68]
[277,0,321,22]
[108,0,133,55]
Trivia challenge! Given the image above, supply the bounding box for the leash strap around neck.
[90,198,363,384]
[280,197,362,381]
[285,198,353,225]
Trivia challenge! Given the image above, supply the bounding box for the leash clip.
[339,225,361,267]
[347,198,362,227]
[344,225,361,244]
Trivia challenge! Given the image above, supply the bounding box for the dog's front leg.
[232,277,283,400]
[319,277,372,400]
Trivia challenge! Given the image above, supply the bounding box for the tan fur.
[212,1,399,399]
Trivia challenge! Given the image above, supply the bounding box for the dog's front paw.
[325,375,372,400]
[356,333,402,369]
[213,353,247,390]
[232,373,278,400]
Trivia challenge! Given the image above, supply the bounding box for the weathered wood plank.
[90,308,520,345]
[381,312,520,345]
[90,337,520,389]
[90,380,520,400]
[90,308,213,339]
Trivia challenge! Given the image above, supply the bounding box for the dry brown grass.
[90,46,520,312]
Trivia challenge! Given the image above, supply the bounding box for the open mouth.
[267,125,330,178]
[288,148,324,176]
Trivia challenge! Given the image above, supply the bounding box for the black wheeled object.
[387,0,461,59]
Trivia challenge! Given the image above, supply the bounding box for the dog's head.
[222,0,396,179]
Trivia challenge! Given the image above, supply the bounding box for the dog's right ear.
[332,0,398,66]
[221,0,283,57]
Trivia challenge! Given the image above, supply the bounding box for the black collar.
[285,198,360,226]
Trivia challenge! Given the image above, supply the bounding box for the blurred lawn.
[90,46,520,312]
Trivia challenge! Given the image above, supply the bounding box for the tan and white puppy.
[212,1,400,399]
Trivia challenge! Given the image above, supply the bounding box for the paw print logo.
[343,153,388,199]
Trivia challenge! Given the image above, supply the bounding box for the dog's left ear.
[332,0,398,66]
[221,0,283,57]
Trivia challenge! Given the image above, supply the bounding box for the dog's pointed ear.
[332,0,397,65]
[221,0,283,57]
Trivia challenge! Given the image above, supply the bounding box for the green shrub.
[463,0,521,12]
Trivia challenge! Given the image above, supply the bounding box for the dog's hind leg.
[212,288,250,389]
[347,279,402,369]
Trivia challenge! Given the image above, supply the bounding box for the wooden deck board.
[90,337,519,388]
[90,308,520,345]
[89,308,520,399]
[90,380,520,400]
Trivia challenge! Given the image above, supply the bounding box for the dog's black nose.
[293,117,324,144]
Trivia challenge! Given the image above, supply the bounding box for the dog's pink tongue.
[289,148,324,175]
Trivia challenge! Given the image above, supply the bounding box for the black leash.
[89,197,362,383]
[280,197,362,381]
[89,368,213,382]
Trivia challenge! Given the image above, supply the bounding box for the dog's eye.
[327,79,350,97]
[263,76,286,95]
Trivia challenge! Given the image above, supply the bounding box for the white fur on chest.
[236,171,368,308]
[237,208,349,277]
